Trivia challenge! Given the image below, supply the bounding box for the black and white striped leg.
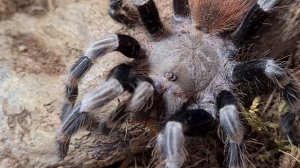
[155,109,216,168]
[232,0,280,43]
[217,90,246,168]
[108,0,138,26]
[134,0,166,37]
[57,64,136,160]
[126,76,155,113]
[173,0,190,23]
[233,59,300,145]
[100,76,156,133]
[61,56,91,121]
[61,34,141,120]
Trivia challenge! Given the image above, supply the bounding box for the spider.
[56,0,300,167]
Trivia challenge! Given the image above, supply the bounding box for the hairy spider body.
[56,0,299,167]
[147,33,236,116]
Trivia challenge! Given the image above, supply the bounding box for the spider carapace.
[56,0,300,167]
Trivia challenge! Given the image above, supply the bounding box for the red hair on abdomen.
[190,0,255,34]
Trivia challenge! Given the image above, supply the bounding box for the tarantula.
[56,0,300,167]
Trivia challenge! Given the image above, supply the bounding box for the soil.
[0,0,300,168]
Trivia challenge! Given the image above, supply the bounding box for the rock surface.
[0,0,172,167]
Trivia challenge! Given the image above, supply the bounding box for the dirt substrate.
[0,0,300,167]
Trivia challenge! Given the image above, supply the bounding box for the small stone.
[18,45,27,52]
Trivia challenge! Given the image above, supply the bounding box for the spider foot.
[281,111,300,146]
[108,0,138,26]
[156,121,186,168]
[154,109,216,167]
[56,109,92,160]
[56,132,71,160]
[217,90,249,168]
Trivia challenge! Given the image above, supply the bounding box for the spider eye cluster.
[164,72,177,81]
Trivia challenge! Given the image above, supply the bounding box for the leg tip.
[281,111,300,146]
[56,134,71,160]
[227,143,248,168]
[98,121,112,136]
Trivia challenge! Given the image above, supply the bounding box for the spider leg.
[173,0,190,23]
[233,59,300,145]
[232,0,280,43]
[134,0,167,38]
[57,64,136,160]
[61,34,141,121]
[155,109,216,168]
[217,90,246,168]
[109,0,138,26]
[109,0,167,38]
[126,76,155,113]
[100,76,156,133]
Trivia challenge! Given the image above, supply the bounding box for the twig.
[279,149,300,164]
[186,159,206,168]
[262,89,276,114]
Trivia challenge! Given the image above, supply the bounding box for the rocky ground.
[0,0,300,167]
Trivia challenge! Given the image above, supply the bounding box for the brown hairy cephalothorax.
[56,0,300,167]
